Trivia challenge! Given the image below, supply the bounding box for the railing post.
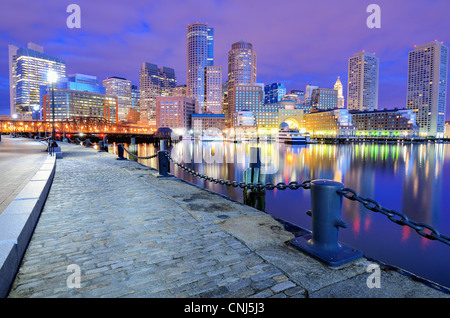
[243,147,265,211]
[116,143,126,160]
[103,136,108,152]
[290,179,363,268]
[157,140,171,177]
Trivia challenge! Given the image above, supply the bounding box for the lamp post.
[12,114,17,137]
[47,71,58,156]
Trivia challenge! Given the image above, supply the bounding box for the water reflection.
[119,140,450,288]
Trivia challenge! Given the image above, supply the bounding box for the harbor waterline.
[115,140,450,289]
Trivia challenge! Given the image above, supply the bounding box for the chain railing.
[338,188,450,246]
[121,144,158,160]
[163,151,450,248]
[115,141,450,267]
[165,151,311,191]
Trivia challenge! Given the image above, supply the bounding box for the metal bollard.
[103,136,108,152]
[290,179,363,268]
[157,140,171,177]
[116,143,126,160]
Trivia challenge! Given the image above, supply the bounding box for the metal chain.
[338,188,450,246]
[160,151,449,247]
[121,145,158,160]
[164,152,311,191]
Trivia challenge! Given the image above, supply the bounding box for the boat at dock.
[277,128,310,145]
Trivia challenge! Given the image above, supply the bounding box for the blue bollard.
[157,140,172,177]
[290,179,363,268]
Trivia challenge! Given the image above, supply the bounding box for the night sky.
[1,0,449,119]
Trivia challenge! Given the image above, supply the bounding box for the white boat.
[198,133,224,142]
[277,129,310,145]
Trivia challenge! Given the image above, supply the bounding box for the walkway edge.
[0,154,56,298]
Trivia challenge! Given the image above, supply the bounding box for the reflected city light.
[115,139,450,289]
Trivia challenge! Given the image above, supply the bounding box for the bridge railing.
[115,142,450,268]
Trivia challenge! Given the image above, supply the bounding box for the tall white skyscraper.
[9,42,66,119]
[226,40,257,127]
[407,41,448,137]
[186,22,215,112]
[347,51,379,111]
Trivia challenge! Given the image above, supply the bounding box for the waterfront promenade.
[5,141,450,298]
[0,136,48,214]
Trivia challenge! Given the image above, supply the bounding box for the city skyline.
[1,0,449,120]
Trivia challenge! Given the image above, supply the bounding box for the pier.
[1,137,449,299]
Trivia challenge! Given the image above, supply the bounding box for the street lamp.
[47,71,58,155]
[12,114,17,137]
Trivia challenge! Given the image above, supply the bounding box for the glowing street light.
[47,70,58,155]
[47,70,58,84]
[11,114,18,137]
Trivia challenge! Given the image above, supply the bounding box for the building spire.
[334,76,345,108]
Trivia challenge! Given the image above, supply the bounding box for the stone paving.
[0,136,48,214]
[7,142,450,298]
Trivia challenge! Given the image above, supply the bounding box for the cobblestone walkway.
[8,143,450,298]
[8,144,306,298]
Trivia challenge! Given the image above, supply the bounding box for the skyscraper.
[9,43,66,119]
[186,23,214,111]
[334,76,345,108]
[204,66,222,114]
[58,74,105,94]
[264,83,286,104]
[347,51,379,111]
[407,41,448,137]
[304,85,318,106]
[139,62,176,125]
[41,74,118,123]
[311,88,338,110]
[103,76,132,122]
[226,40,257,127]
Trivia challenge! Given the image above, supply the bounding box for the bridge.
[0,117,155,138]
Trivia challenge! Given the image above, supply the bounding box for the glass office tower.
[264,83,286,104]
[9,43,66,119]
[103,76,132,122]
[139,62,177,125]
[186,22,214,112]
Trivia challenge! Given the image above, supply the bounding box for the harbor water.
[115,140,450,289]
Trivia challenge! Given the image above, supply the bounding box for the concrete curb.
[0,154,56,298]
